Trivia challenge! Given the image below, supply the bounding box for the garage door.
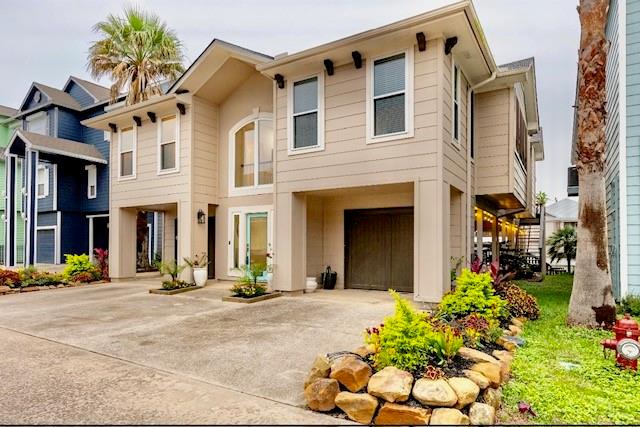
[36,228,55,264]
[345,207,413,292]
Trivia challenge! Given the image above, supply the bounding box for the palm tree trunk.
[569,0,616,326]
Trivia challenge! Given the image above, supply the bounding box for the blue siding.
[36,162,55,212]
[61,212,88,256]
[55,158,82,212]
[37,212,57,227]
[65,81,95,108]
[81,108,109,213]
[23,87,49,111]
[56,109,82,141]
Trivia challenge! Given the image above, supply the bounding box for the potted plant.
[184,253,210,287]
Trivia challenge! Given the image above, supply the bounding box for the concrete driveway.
[0,280,400,424]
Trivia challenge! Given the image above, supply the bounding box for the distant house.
[545,198,577,271]
[0,105,21,263]
[3,77,112,266]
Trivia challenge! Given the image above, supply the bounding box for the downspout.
[466,71,497,263]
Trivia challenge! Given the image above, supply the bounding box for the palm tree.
[547,226,577,274]
[87,7,185,105]
[535,191,548,207]
[570,0,616,326]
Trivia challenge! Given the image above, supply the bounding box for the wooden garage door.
[345,208,413,292]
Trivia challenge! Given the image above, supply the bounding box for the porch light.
[197,209,206,224]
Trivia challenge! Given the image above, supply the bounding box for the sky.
[0,0,580,202]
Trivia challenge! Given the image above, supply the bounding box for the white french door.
[228,206,273,277]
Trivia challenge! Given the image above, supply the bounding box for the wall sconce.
[197,209,206,224]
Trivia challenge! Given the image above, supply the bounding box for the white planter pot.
[192,267,208,287]
[305,277,318,293]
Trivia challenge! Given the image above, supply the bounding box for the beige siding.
[475,88,510,195]
[274,39,441,194]
[306,196,324,279]
[192,97,218,205]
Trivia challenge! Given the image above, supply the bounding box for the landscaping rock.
[448,377,480,409]
[497,359,511,383]
[462,369,490,389]
[469,402,496,425]
[330,356,372,392]
[368,366,413,402]
[304,378,340,412]
[0,285,11,294]
[496,337,518,352]
[458,347,499,364]
[511,318,524,328]
[412,378,457,407]
[470,363,501,388]
[304,354,331,389]
[21,286,39,292]
[353,344,376,358]
[482,387,502,411]
[491,350,514,363]
[374,402,431,425]
[508,324,523,336]
[57,284,65,288]
[429,408,469,425]
[334,391,379,424]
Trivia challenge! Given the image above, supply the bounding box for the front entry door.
[345,208,413,292]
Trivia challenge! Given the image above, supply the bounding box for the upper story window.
[367,50,414,143]
[86,164,97,199]
[158,115,179,173]
[36,164,49,198]
[452,62,460,144]
[230,113,273,195]
[26,112,48,135]
[288,75,324,154]
[119,126,135,179]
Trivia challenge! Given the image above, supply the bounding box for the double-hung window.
[452,62,460,145]
[289,75,324,153]
[367,50,413,143]
[26,113,48,135]
[86,164,97,199]
[36,164,49,198]
[230,113,273,195]
[119,127,135,178]
[158,115,179,173]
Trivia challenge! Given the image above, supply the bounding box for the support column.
[24,150,38,266]
[491,216,499,262]
[4,156,16,266]
[274,191,306,293]
[414,180,447,303]
[109,207,137,280]
[177,200,208,281]
[475,208,483,262]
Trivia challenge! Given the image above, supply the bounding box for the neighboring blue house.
[570,0,639,299]
[3,77,111,266]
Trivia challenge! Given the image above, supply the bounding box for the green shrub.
[63,254,96,279]
[230,264,268,298]
[161,279,190,290]
[365,290,462,372]
[438,269,508,322]
[494,281,540,320]
[70,272,95,283]
[155,260,189,289]
[618,295,640,316]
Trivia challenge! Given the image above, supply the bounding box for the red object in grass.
[518,401,537,417]
[601,314,640,371]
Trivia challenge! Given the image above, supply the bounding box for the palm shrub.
[546,225,577,273]
[230,263,268,298]
[155,260,189,290]
[88,7,185,105]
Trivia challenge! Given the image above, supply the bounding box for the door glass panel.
[258,120,273,185]
[232,214,240,269]
[234,122,255,187]
[246,213,268,268]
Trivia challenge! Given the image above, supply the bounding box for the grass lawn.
[501,274,640,424]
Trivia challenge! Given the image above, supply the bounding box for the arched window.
[229,113,273,195]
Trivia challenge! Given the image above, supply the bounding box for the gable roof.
[499,57,534,72]
[65,76,111,102]
[546,198,578,221]
[7,130,107,164]
[17,82,82,112]
[0,105,17,118]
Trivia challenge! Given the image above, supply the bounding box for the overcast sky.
[0,0,579,202]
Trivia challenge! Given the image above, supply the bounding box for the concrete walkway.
[0,280,402,424]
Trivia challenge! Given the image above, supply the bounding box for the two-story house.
[85,0,543,302]
[3,76,112,266]
[0,105,21,263]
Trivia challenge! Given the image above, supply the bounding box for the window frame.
[26,111,48,136]
[156,113,181,175]
[452,59,461,146]
[36,164,49,199]
[227,205,274,277]
[287,73,325,155]
[85,164,97,199]
[366,48,414,144]
[118,125,136,180]
[228,112,274,197]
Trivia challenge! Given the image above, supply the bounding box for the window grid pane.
[293,77,318,113]
[294,112,318,148]
[375,94,405,135]
[161,142,176,170]
[120,128,133,151]
[374,53,405,97]
[161,116,176,144]
[258,120,274,185]
[121,151,133,176]
[234,122,255,187]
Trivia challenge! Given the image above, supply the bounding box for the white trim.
[226,205,274,277]
[35,225,57,265]
[85,164,97,199]
[36,163,49,199]
[366,48,415,144]
[56,211,61,264]
[156,112,181,175]
[53,107,59,137]
[52,164,57,210]
[452,58,461,146]
[228,112,274,197]
[118,124,137,180]
[619,0,628,298]
[287,73,325,155]
[25,111,49,136]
